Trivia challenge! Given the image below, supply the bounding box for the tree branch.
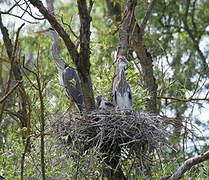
[0,80,22,103]
[28,0,79,64]
[0,56,11,63]
[182,0,209,73]
[140,0,157,31]
[0,17,31,141]
[131,21,158,113]
[168,150,209,180]
[20,136,31,180]
[0,15,13,58]
[77,0,95,110]
[158,95,209,103]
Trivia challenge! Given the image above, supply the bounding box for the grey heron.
[35,28,83,112]
[96,95,115,110]
[112,56,132,109]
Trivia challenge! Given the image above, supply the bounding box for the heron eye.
[48,28,54,31]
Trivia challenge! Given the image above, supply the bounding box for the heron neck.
[120,69,126,80]
[51,32,66,69]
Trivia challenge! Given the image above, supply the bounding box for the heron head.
[116,56,129,70]
[96,95,103,105]
[34,27,56,36]
[96,95,102,102]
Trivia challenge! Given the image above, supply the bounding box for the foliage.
[0,0,209,179]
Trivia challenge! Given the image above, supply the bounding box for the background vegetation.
[0,0,209,179]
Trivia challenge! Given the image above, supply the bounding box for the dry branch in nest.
[51,110,171,161]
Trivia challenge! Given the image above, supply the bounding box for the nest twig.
[51,110,170,160]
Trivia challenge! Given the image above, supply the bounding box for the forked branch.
[168,150,209,180]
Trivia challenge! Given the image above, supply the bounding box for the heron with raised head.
[35,28,83,112]
[112,56,132,109]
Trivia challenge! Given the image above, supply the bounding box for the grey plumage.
[96,95,115,110]
[35,28,83,112]
[112,56,132,109]
[62,66,83,112]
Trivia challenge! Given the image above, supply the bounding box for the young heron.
[112,56,132,109]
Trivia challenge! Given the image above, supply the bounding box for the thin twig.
[0,80,23,103]
[157,95,209,103]
[20,136,31,180]
[61,16,79,39]
[140,0,157,31]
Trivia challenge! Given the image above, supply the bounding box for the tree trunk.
[132,27,158,113]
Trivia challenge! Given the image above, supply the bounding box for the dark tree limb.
[0,80,22,103]
[0,15,13,58]
[140,0,157,31]
[20,136,31,180]
[168,150,209,180]
[77,0,95,110]
[131,1,158,113]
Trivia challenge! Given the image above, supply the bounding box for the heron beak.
[34,30,46,34]
[125,59,130,64]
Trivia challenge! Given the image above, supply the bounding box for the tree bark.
[132,28,158,113]
[77,0,95,111]
[168,150,209,180]
[131,0,158,113]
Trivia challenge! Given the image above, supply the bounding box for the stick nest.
[51,110,170,159]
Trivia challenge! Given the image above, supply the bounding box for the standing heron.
[112,56,132,109]
[35,28,83,112]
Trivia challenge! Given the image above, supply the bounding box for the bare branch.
[157,95,209,103]
[140,0,157,31]
[77,0,95,110]
[14,0,44,21]
[168,150,209,180]
[2,0,21,14]
[20,136,31,180]
[13,23,25,60]
[0,56,11,63]
[61,16,79,39]
[0,12,37,24]
[27,0,79,63]
[0,80,23,103]
[0,14,13,58]
[88,0,94,14]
